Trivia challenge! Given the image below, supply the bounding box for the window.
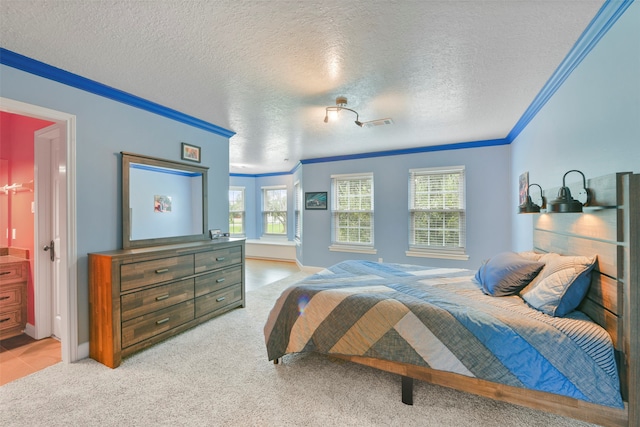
[228,186,245,236]
[407,166,468,260]
[294,181,302,242]
[330,173,376,253]
[262,186,287,236]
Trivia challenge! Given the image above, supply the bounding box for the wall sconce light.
[518,183,545,214]
[324,96,363,127]
[547,170,591,213]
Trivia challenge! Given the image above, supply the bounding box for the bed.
[264,172,639,427]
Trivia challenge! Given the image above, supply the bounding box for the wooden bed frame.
[332,172,639,427]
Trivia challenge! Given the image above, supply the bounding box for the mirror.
[122,152,208,249]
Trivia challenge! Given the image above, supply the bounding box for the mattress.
[264,260,623,408]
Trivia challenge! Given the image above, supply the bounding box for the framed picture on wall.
[181,142,201,163]
[519,171,529,205]
[305,192,327,210]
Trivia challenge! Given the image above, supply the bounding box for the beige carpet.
[0,272,597,426]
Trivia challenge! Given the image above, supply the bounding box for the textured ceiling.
[0,1,604,174]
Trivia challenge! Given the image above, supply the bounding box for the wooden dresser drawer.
[121,300,194,348]
[195,284,243,318]
[194,246,242,273]
[0,307,24,332]
[0,284,24,308]
[121,255,194,291]
[121,279,194,322]
[0,262,26,284]
[195,265,242,298]
[89,239,244,368]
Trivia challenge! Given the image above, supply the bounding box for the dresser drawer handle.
[156,294,169,301]
[0,317,10,323]
[156,317,170,325]
[0,296,10,301]
[216,278,225,283]
[0,271,10,276]
[216,296,226,302]
[216,257,225,262]
[155,268,169,274]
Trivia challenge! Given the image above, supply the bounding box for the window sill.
[248,238,294,246]
[329,244,377,255]
[405,250,469,261]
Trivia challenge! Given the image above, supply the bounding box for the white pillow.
[522,253,597,317]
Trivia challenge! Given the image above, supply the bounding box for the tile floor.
[0,334,61,386]
[0,258,301,385]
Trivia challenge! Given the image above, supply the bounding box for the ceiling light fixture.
[324,96,363,127]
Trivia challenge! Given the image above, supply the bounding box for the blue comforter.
[264,260,623,408]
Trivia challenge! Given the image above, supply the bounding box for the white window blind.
[262,186,287,236]
[408,167,467,259]
[229,186,245,236]
[331,173,374,249]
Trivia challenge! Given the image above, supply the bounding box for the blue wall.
[234,143,512,270]
[299,144,512,269]
[0,65,231,344]
[510,1,640,251]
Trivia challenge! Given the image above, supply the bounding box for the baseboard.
[297,260,324,273]
[24,323,35,339]
[77,341,90,360]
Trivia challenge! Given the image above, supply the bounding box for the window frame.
[406,166,468,260]
[228,186,245,237]
[329,172,376,254]
[294,181,302,243]
[262,185,288,237]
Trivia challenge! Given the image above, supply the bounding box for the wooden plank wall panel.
[624,174,639,426]
[585,272,621,315]
[533,172,632,408]
[533,209,618,243]
[533,230,619,278]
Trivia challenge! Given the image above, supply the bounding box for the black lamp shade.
[517,183,545,214]
[518,196,541,213]
[548,186,583,213]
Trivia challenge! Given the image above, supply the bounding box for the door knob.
[43,240,55,262]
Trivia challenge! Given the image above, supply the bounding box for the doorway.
[0,97,78,365]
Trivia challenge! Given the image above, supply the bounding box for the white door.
[34,123,67,339]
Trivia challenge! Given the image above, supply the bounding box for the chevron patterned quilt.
[264,260,623,408]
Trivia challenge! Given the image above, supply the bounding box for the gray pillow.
[475,252,544,297]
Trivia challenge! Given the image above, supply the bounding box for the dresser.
[0,257,28,340]
[89,238,245,368]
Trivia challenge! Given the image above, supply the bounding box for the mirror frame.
[122,152,209,249]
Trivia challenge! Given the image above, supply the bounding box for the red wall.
[0,111,54,325]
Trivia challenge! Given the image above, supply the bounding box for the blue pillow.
[522,253,597,317]
[475,252,544,297]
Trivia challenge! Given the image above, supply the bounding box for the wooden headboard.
[534,171,639,425]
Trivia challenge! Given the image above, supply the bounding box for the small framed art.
[518,171,529,205]
[181,142,201,163]
[305,192,327,210]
